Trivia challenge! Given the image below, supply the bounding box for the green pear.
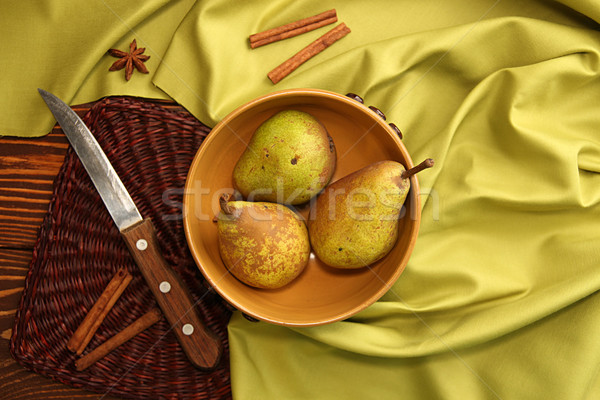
[217,194,310,289]
[308,159,434,268]
[233,110,336,205]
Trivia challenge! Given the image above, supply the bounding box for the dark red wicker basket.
[10,97,232,399]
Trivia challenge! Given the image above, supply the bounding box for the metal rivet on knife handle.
[121,218,222,369]
[159,281,171,293]
[38,88,222,370]
[182,324,194,335]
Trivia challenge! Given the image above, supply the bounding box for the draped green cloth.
[2,0,600,398]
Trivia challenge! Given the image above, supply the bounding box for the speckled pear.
[233,110,336,205]
[308,159,434,269]
[216,195,310,289]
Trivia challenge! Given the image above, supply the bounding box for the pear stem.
[401,158,434,179]
[219,193,234,215]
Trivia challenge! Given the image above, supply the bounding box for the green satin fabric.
[2,1,600,399]
[0,0,193,136]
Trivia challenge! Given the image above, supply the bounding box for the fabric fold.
[2,0,600,399]
[0,0,195,136]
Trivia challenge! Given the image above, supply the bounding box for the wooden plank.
[0,249,30,337]
[0,103,121,399]
[0,102,94,249]
[0,99,196,399]
[0,248,118,400]
[0,130,68,248]
[0,100,180,249]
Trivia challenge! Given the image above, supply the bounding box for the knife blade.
[38,89,221,369]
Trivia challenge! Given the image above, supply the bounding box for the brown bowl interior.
[183,89,420,326]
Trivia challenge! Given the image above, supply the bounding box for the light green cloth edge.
[0,0,196,137]
[151,1,600,399]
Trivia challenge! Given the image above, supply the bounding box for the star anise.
[108,39,150,81]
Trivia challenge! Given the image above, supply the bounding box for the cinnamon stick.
[67,267,133,355]
[250,9,337,48]
[268,23,351,84]
[75,308,162,371]
[250,16,337,48]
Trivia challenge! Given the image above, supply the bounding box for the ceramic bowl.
[183,88,421,326]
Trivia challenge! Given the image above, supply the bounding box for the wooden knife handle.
[121,218,222,369]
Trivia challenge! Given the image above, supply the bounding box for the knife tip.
[37,89,56,105]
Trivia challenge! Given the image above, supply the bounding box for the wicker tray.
[10,97,232,399]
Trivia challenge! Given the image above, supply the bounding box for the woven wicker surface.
[10,97,232,399]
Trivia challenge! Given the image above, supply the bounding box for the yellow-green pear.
[308,159,434,268]
[217,195,310,289]
[233,110,336,205]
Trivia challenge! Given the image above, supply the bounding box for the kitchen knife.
[38,89,221,369]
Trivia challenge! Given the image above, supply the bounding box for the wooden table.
[0,104,119,399]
